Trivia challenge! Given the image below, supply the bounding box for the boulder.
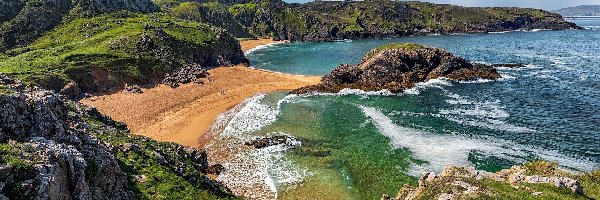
[162,64,210,88]
[294,43,503,94]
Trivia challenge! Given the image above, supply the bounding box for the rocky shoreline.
[384,161,596,200]
[294,43,510,94]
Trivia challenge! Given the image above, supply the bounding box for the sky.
[283,0,600,10]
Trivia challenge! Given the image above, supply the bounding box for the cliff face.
[294,43,502,94]
[0,75,233,199]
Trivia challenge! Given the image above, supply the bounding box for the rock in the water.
[245,135,299,149]
[162,63,210,88]
[293,43,503,94]
[491,63,526,68]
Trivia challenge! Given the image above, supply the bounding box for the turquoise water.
[211,21,600,199]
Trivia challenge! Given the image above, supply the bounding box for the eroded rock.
[162,64,210,88]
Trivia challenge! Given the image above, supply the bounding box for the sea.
[205,20,600,199]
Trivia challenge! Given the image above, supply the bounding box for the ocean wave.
[220,94,280,138]
[207,94,309,199]
[440,92,535,133]
[494,64,542,71]
[360,106,596,176]
[215,132,307,200]
[245,41,287,55]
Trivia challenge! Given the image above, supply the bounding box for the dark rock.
[59,81,83,99]
[153,151,168,166]
[121,143,141,152]
[124,84,142,94]
[491,63,526,68]
[294,43,502,94]
[162,63,210,88]
[245,135,299,149]
[207,164,225,176]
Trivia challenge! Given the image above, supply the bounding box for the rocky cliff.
[0,74,234,199]
[294,43,503,94]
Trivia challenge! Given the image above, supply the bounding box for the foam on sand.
[245,41,287,55]
[206,94,309,199]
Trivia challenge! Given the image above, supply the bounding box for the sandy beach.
[239,38,285,52]
[81,66,320,147]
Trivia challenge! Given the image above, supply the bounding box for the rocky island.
[294,43,507,94]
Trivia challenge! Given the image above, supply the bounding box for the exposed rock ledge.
[382,162,592,200]
[294,43,506,94]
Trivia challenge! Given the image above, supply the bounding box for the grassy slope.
[0,11,216,89]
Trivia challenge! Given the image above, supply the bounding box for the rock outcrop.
[0,74,233,199]
[0,74,132,199]
[384,163,588,200]
[162,63,210,88]
[294,43,502,94]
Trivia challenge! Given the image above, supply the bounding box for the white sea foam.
[441,92,536,133]
[220,94,280,138]
[208,94,309,199]
[215,133,307,200]
[488,31,512,34]
[245,41,287,55]
[360,106,597,176]
[494,64,541,71]
[403,78,454,95]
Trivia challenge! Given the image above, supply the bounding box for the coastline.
[80,39,318,148]
[81,66,320,148]
[239,38,287,53]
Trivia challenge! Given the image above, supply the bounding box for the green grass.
[228,3,257,16]
[364,43,427,59]
[84,116,236,200]
[0,11,217,88]
[0,143,37,199]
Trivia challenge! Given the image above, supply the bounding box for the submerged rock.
[293,43,504,94]
[244,135,299,149]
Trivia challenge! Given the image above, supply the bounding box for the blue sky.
[283,0,600,10]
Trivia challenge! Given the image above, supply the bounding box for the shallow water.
[209,20,600,199]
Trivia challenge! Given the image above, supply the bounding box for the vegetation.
[0,144,37,199]
[84,116,237,200]
[412,161,600,200]
[0,11,218,91]
[364,43,426,60]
